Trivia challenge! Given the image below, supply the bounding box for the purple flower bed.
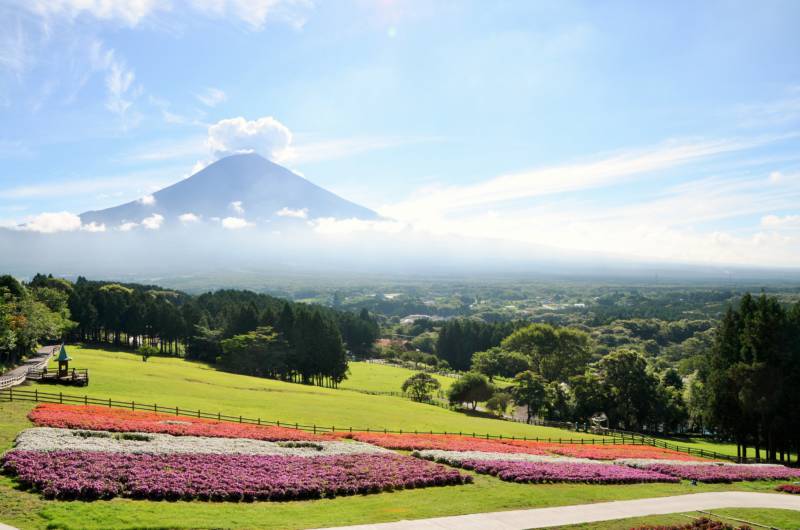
[2,450,471,501]
[454,460,678,484]
[636,463,800,484]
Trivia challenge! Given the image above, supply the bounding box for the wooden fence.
[0,387,752,463]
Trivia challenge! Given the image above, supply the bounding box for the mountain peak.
[80,155,379,229]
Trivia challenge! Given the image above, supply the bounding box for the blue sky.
[1,0,800,266]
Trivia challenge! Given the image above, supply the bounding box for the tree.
[597,349,659,431]
[486,391,513,417]
[401,372,441,402]
[471,347,530,380]
[138,344,158,362]
[447,372,494,410]
[219,326,290,378]
[662,368,684,390]
[510,370,547,422]
[501,324,592,382]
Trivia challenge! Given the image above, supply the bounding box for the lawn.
[339,361,455,393]
[1,397,796,530]
[35,345,590,439]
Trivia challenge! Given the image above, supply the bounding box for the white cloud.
[28,0,163,27]
[221,216,253,229]
[81,221,106,232]
[188,0,312,29]
[138,194,156,205]
[769,171,783,184]
[207,116,292,160]
[141,213,164,230]
[275,206,307,219]
[196,87,226,107]
[179,212,201,224]
[761,214,800,229]
[230,201,245,214]
[25,0,311,29]
[19,212,82,233]
[89,40,141,126]
[381,137,772,221]
[310,217,406,235]
[118,221,139,231]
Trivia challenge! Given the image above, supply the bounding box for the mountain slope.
[80,153,379,227]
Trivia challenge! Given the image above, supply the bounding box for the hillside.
[37,345,586,438]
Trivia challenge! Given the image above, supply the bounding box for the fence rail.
[0,387,755,463]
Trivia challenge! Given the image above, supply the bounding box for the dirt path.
[314,492,800,529]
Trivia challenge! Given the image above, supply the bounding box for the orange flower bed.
[29,403,324,441]
[537,442,711,461]
[343,432,550,454]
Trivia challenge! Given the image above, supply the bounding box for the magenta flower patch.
[454,459,678,484]
[2,450,471,501]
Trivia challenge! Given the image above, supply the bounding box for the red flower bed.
[631,517,751,529]
[29,404,324,441]
[344,433,550,454]
[776,484,800,494]
[539,443,710,462]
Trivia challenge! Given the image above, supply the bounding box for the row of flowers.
[347,432,710,462]
[626,462,800,483]
[2,450,471,501]
[414,449,593,465]
[29,404,324,441]
[344,432,551,454]
[776,484,800,494]
[423,457,679,484]
[15,428,391,457]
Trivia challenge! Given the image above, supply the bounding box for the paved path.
[314,492,800,530]
[0,345,57,390]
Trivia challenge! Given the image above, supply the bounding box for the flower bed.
[15,428,390,457]
[414,449,595,465]
[539,443,710,462]
[2,450,471,501]
[775,484,800,494]
[437,459,678,484]
[631,517,751,529]
[345,433,549,454]
[630,463,800,483]
[29,404,323,441]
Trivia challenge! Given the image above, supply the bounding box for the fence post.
[108,398,111,407]
[131,400,135,410]
[313,424,317,434]
[8,387,12,402]
[35,388,38,402]
[84,395,88,405]
[175,406,178,416]
[60,392,63,404]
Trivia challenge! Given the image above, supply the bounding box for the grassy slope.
[36,345,587,439]
[339,362,455,393]
[0,366,796,528]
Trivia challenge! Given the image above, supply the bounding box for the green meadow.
[0,344,796,529]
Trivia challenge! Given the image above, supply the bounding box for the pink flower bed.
[452,459,678,484]
[2,450,471,501]
[29,404,324,441]
[637,463,800,483]
[344,432,549,454]
[776,484,800,494]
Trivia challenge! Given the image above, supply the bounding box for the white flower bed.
[413,449,601,465]
[14,428,392,457]
[615,458,782,468]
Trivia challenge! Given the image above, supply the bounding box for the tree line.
[698,293,800,463]
[2,274,379,388]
